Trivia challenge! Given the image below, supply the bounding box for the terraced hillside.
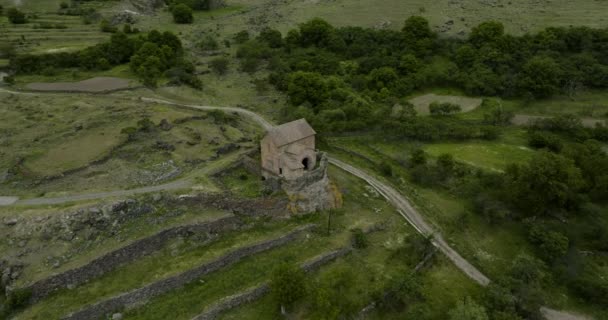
[0,3,112,54]
[1,166,452,320]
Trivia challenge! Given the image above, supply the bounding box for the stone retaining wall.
[62,224,316,320]
[174,193,288,218]
[192,285,270,320]
[22,215,242,304]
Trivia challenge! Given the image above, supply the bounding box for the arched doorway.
[302,157,310,170]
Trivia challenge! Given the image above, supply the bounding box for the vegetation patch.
[410,93,482,115]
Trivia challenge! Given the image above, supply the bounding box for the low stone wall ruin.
[173,192,288,218]
[21,215,242,304]
[62,224,316,320]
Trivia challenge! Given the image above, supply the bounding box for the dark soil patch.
[26,77,132,93]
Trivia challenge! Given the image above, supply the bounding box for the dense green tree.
[518,56,563,98]
[398,53,421,75]
[409,149,428,167]
[378,273,423,311]
[527,131,564,152]
[310,266,358,319]
[482,99,513,126]
[107,32,134,64]
[368,67,398,91]
[138,56,162,87]
[287,71,329,107]
[298,18,334,47]
[437,153,456,177]
[469,21,505,47]
[7,7,27,24]
[402,15,434,41]
[449,297,489,320]
[234,30,250,44]
[270,263,306,313]
[508,151,584,215]
[257,27,283,48]
[402,16,435,55]
[171,4,193,24]
[527,225,569,261]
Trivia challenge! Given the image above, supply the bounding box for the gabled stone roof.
[267,119,316,147]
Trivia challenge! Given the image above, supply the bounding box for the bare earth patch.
[409,93,482,115]
[541,307,592,320]
[512,114,607,128]
[26,77,132,93]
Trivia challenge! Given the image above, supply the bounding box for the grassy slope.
[5,205,229,288]
[15,220,304,320]
[324,136,607,318]
[15,166,427,319]
[0,89,261,196]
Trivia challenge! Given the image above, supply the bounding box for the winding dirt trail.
[0,87,590,319]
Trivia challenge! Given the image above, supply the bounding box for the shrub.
[352,228,368,249]
[7,8,27,24]
[209,57,229,75]
[199,35,219,51]
[379,160,393,176]
[100,19,117,33]
[409,148,427,167]
[429,102,462,115]
[270,263,306,312]
[6,288,32,312]
[527,131,563,152]
[234,30,250,44]
[171,4,193,24]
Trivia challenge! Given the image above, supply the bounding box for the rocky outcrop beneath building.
[277,152,342,214]
[129,0,164,14]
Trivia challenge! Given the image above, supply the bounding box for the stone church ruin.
[260,119,342,214]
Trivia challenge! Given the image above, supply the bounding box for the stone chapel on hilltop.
[260,118,317,180]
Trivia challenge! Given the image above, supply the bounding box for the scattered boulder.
[3,218,18,226]
[159,119,173,131]
[216,143,240,156]
[112,313,124,320]
[129,0,164,14]
[111,10,139,25]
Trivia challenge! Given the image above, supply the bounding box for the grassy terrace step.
[218,229,401,319]
[12,209,229,289]
[15,221,319,320]
[4,35,109,41]
[124,233,344,320]
[3,29,102,34]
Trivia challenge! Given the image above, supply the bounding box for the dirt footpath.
[512,114,606,128]
[26,77,132,93]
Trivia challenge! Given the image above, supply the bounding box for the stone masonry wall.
[174,192,288,218]
[281,153,342,214]
[62,224,316,320]
[21,216,242,304]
